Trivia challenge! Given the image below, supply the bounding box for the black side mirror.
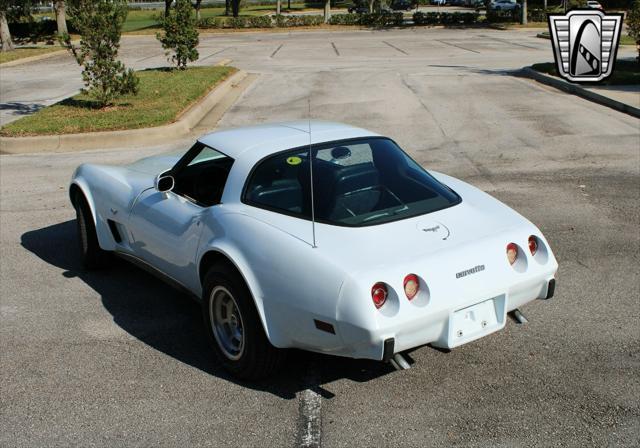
[155,174,175,193]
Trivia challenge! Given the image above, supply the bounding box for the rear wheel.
[202,263,285,379]
[74,192,110,269]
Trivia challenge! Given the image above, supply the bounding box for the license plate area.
[448,295,506,348]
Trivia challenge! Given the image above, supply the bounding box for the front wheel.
[202,264,285,379]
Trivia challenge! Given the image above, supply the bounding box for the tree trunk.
[369,0,375,13]
[288,0,291,10]
[277,0,281,15]
[165,0,172,16]
[232,0,240,18]
[54,1,68,36]
[521,0,527,25]
[195,0,202,21]
[225,0,231,16]
[0,11,14,52]
[543,0,547,9]
[324,0,331,23]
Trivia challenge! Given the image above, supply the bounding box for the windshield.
[243,137,461,227]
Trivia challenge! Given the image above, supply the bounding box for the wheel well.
[199,250,238,287]
[69,183,82,208]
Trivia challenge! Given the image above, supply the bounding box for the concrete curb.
[0,49,68,68]
[0,69,249,154]
[521,67,640,119]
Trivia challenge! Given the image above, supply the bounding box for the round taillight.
[506,243,518,265]
[371,282,387,309]
[403,274,419,300]
[528,236,538,255]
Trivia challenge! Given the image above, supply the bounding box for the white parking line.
[270,44,284,58]
[296,365,322,448]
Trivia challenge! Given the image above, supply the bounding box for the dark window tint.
[244,138,460,226]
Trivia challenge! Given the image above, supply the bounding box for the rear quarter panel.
[197,209,349,352]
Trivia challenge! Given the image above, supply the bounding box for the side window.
[188,147,226,167]
[173,145,234,207]
[244,149,308,214]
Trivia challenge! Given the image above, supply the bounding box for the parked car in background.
[348,3,369,13]
[431,0,447,5]
[390,0,414,11]
[586,0,603,9]
[490,0,520,10]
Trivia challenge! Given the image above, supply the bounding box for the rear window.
[243,137,461,226]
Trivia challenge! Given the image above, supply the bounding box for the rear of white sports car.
[239,132,558,366]
[322,173,558,362]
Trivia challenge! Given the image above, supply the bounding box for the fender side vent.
[107,219,123,243]
[314,319,335,335]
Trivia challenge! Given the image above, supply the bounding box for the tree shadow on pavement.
[21,220,396,400]
[0,101,46,116]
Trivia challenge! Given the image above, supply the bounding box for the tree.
[231,0,241,18]
[194,0,202,21]
[324,0,331,23]
[0,1,14,52]
[277,0,281,15]
[0,0,32,52]
[157,0,199,69]
[165,0,172,16]
[628,0,640,60]
[225,0,230,16]
[54,1,67,35]
[61,0,138,107]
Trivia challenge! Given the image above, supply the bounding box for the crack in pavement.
[401,76,447,138]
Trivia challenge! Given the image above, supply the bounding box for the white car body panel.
[70,121,558,361]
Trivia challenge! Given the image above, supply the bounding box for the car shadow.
[21,220,396,400]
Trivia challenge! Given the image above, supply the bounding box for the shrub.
[8,18,79,43]
[412,11,479,26]
[527,8,548,23]
[197,17,222,28]
[61,0,138,108]
[157,0,199,69]
[329,13,360,25]
[247,15,272,28]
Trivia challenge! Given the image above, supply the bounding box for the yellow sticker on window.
[286,156,302,166]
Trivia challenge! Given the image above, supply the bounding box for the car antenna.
[308,98,317,249]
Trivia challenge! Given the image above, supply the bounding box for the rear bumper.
[335,275,556,361]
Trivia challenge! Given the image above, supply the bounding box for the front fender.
[70,167,115,251]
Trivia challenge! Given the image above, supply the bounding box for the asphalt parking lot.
[1,28,639,447]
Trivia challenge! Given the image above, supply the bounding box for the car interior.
[172,157,234,207]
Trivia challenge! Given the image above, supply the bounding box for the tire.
[202,263,285,380]
[74,192,110,270]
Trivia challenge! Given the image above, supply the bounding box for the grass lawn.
[620,35,636,46]
[531,60,639,86]
[0,46,63,64]
[0,66,236,136]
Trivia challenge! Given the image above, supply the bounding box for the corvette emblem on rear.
[456,265,485,279]
[547,9,623,83]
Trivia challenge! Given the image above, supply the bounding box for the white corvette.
[70,121,558,378]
